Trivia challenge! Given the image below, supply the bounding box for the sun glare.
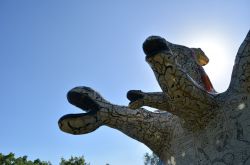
[185,34,234,92]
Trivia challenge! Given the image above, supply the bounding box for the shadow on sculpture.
[59,30,250,165]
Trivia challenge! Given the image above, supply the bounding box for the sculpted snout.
[59,86,110,135]
[143,36,171,58]
[67,87,101,112]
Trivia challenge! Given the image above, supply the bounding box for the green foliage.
[144,152,161,165]
[0,152,51,165]
[0,153,91,165]
[60,156,89,165]
[2,152,158,165]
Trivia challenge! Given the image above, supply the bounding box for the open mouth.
[58,88,101,123]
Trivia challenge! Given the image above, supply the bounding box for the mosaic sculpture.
[59,30,250,165]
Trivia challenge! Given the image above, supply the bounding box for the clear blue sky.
[0,0,249,164]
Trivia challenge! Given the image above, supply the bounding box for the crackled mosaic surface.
[59,30,250,165]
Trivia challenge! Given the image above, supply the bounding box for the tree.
[60,156,89,165]
[0,152,51,165]
[144,152,161,165]
[0,153,90,165]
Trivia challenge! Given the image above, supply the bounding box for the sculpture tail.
[228,30,250,93]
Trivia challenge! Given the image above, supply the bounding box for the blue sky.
[0,0,249,164]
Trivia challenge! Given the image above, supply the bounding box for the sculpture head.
[143,36,210,91]
[58,87,107,135]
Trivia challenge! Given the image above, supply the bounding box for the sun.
[184,33,235,93]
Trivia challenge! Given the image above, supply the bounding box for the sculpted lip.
[143,36,170,59]
[67,90,100,112]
